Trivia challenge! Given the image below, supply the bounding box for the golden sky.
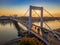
[0,7,60,17]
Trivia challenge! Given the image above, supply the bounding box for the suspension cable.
[32,9,60,40]
[44,9,60,33]
[44,9,54,17]
[44,9,60,23]
[32,9,52,30]
[43,9,60,30]
[43,9,60,40]
[23,8,29,17]
[33,10,40,17]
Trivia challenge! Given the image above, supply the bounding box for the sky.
[0,0,60,17]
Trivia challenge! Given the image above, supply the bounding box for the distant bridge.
[18,17,60,22]
[0,16,60,22]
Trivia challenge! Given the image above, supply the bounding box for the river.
[0,20,60,44]
[33,20,60,30]
[0,20,18,44]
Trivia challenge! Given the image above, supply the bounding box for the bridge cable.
[44,9,54,17]
[44,9,60,33]
[44,9,60,40]
[44,9,60,22]
[23,8,29,17]
[32,10,59,42]
[44,9,60,29]
[33,9,60,40]
[33,9,53,30]
[33,10,40,17]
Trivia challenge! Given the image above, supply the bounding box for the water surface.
[0,20,60,44]
[0,20,18,43]
[33,20,60,30]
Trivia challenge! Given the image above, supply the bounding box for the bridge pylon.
[29,5,43,34]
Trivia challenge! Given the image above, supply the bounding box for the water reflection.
[33,20,60,30]
[0,20,18,44]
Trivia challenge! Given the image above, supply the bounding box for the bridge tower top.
[29,5,43,30]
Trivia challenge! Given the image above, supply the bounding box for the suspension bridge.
[4,6,60,45]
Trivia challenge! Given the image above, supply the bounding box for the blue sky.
[0,0,60,10]
[0,0,60,6]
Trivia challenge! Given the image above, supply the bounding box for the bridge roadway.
[11,18,60,45]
